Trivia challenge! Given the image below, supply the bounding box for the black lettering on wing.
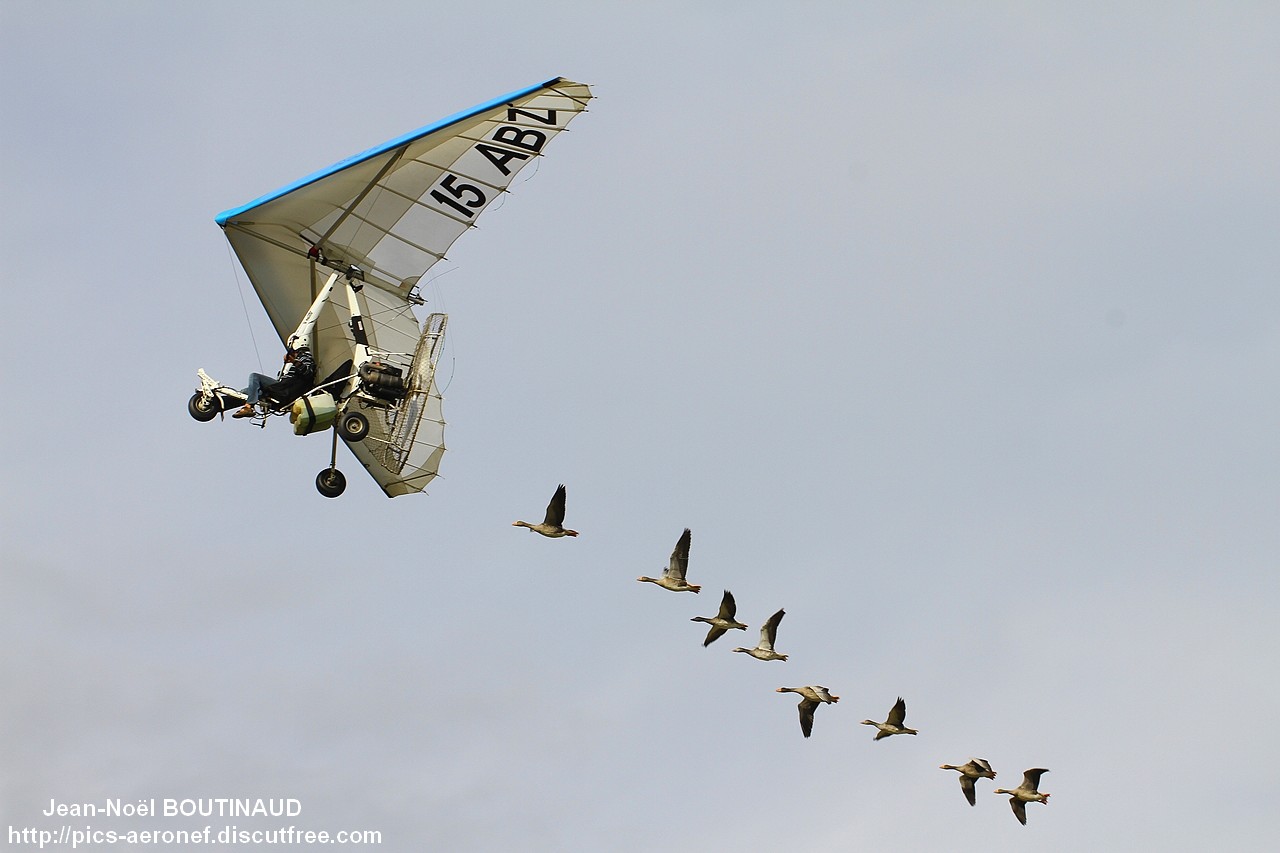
[476,143,531,177]
[430,173,487,218]
[506,107,558,125]
[491,125,548,154]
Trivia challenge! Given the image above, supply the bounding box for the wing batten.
[314,150,407,250]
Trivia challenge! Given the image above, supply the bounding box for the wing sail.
[216,77,592,496]
[217,76,592,339]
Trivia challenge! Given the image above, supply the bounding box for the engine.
[358,361,406,402]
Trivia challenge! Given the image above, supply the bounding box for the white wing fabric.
[215,77,592,496]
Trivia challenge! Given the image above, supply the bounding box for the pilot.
[233,342,317,418]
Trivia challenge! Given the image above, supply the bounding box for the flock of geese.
[513,485,1053,826]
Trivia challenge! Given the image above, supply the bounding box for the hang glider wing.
[214,77,593,496]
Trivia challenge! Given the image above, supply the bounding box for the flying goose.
[860,697,918,740]
[776,685,839,738]
[691,590,748,646]
[731,608,788,661]
[636,528,701,593]
[512,484,579,538]
[994,768,1050,825]
[939,758,997,806]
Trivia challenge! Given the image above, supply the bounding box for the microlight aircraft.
[189,78,593,497]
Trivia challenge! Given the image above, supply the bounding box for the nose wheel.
[188,392,219,422]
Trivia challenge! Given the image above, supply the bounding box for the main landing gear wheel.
[315,468,347,498]
[188,392,219,422]
[338,411,369,443]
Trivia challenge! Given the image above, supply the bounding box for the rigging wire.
[224,243,264,372]
[440,356,457,394]
[517,157,541,184]
[488,159,539,214]
[423,263,456,312]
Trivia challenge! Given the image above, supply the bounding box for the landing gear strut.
[315,423,347,497]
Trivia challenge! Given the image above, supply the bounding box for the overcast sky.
[3,2,1278,850]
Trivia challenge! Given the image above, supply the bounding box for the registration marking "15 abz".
[428,108,562,220]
